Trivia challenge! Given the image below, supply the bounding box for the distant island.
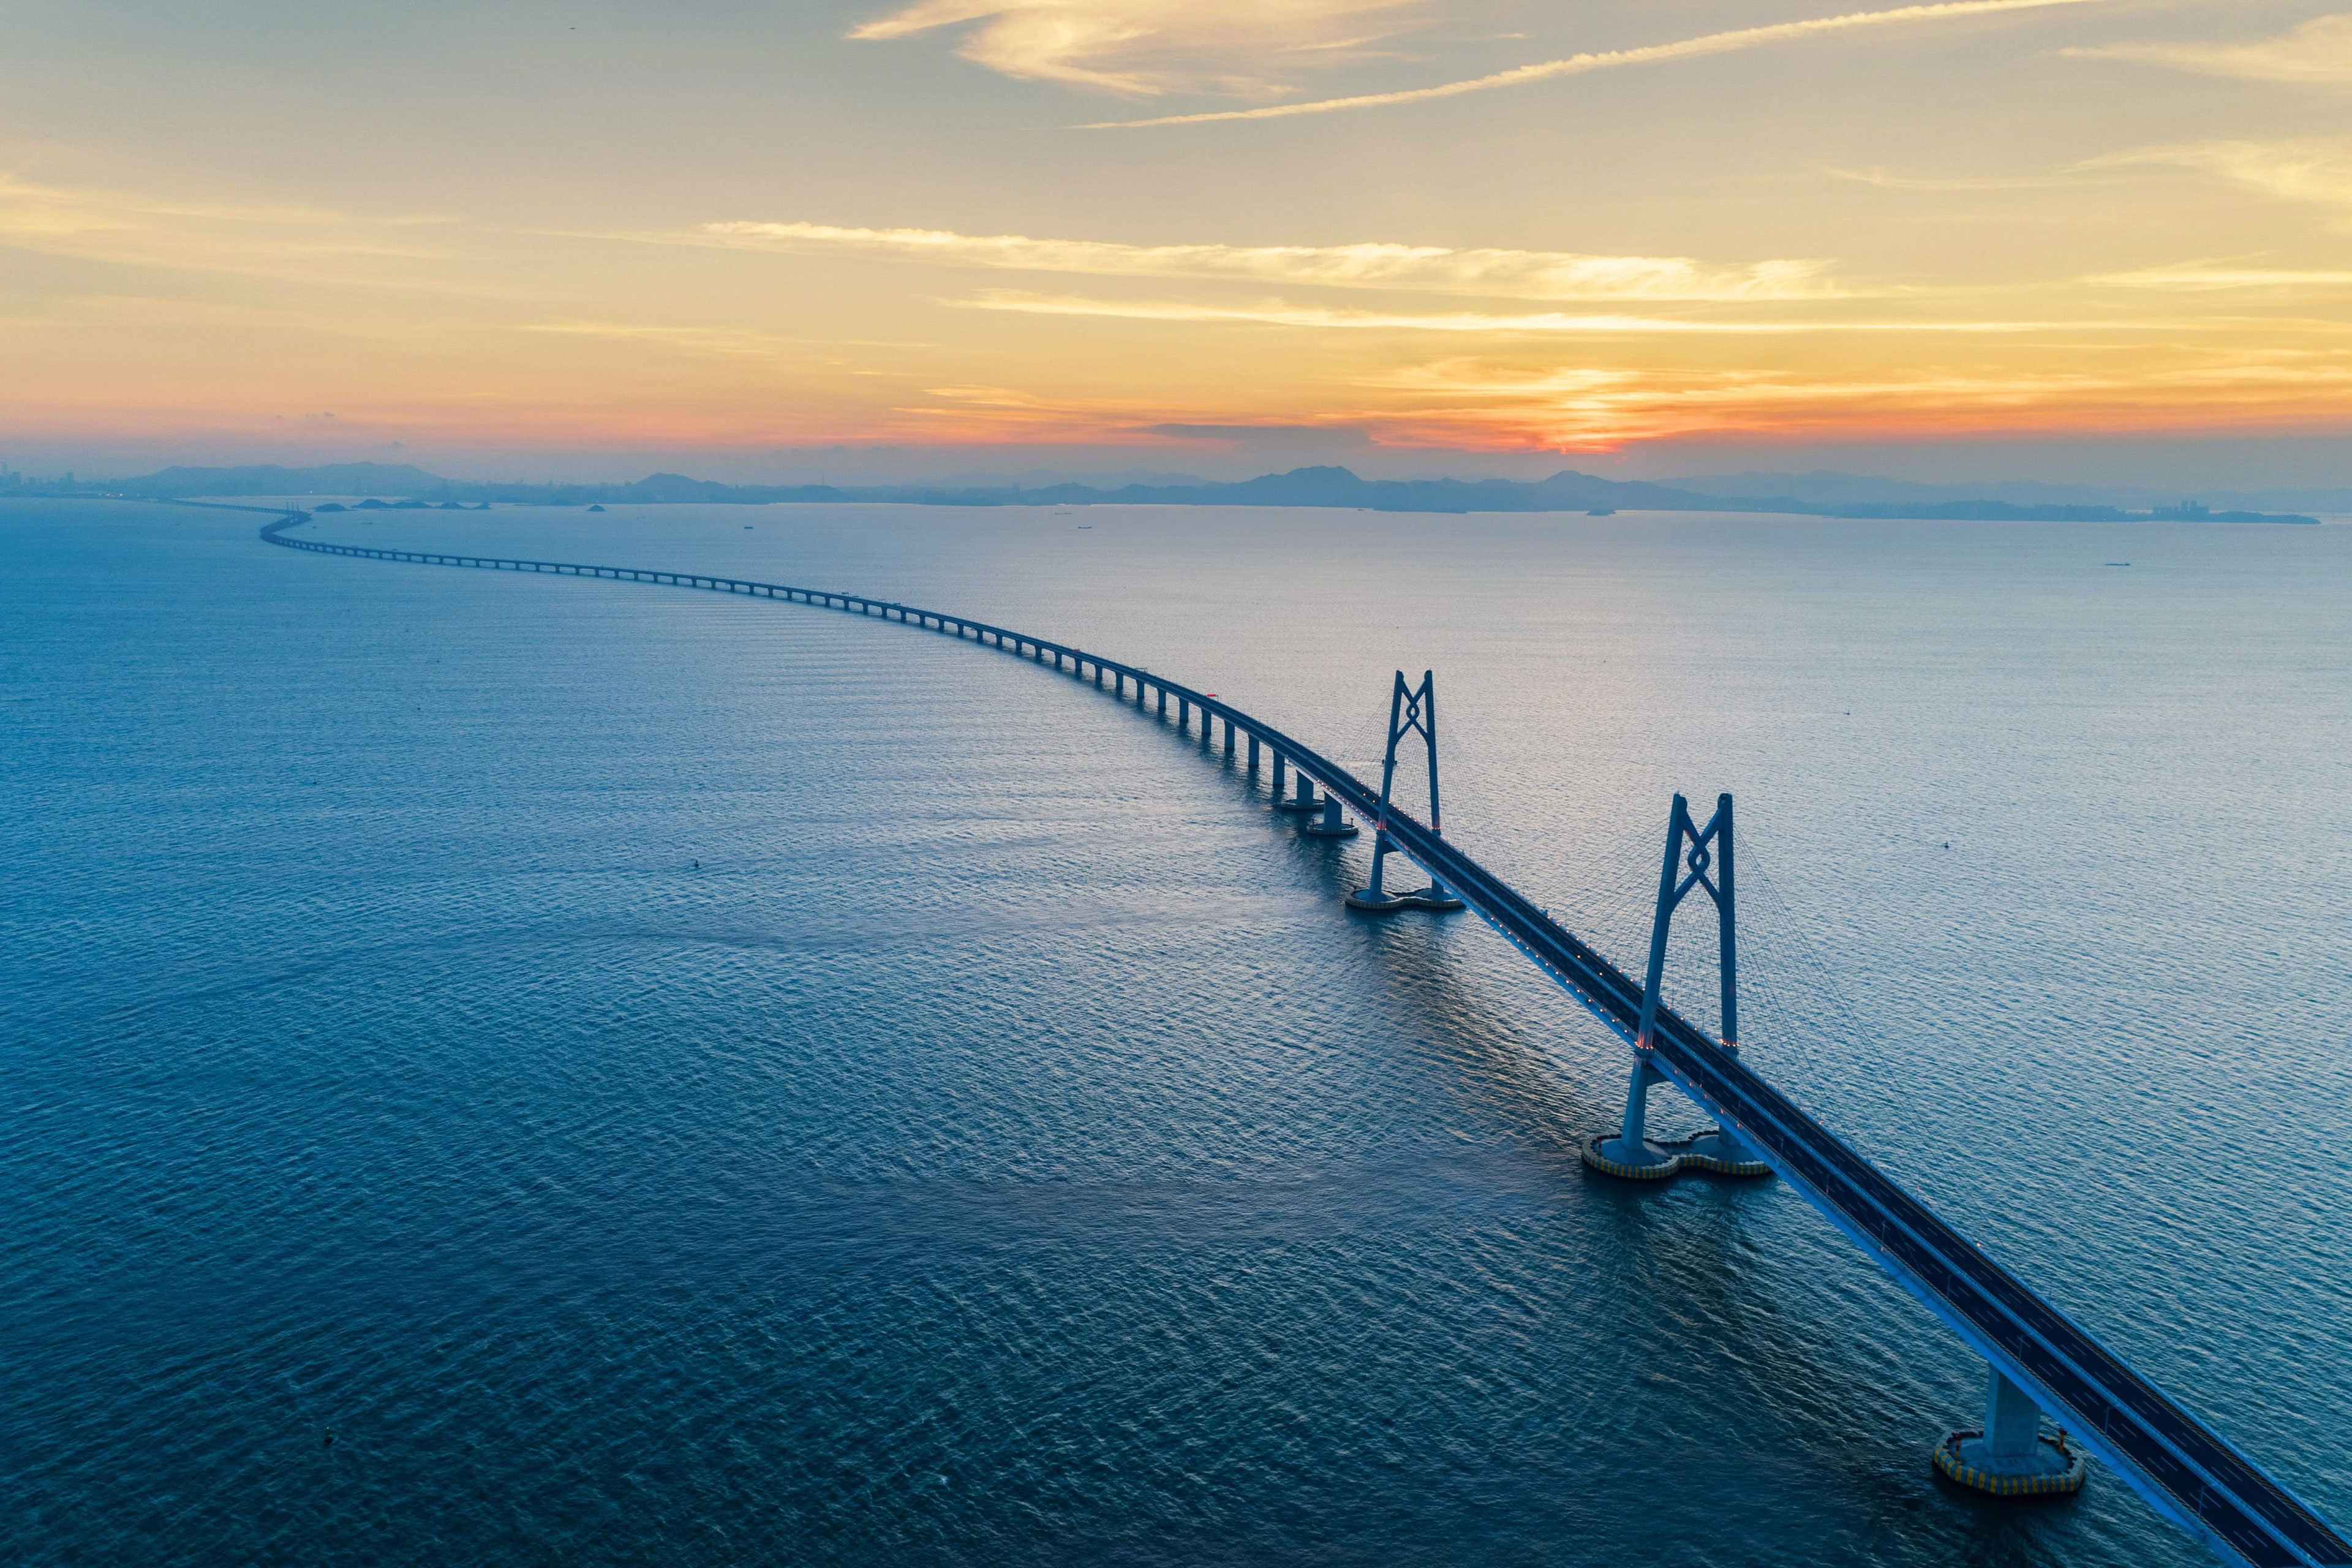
[0,460,2321,525]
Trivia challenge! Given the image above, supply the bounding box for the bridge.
[257,513,2350,1568]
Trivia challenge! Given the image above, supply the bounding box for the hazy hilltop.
[1065,466,1717,513]
[113,462,449,497]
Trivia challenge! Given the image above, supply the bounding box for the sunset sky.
[5,0,2350,483]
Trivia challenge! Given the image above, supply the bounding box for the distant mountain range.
[2,460,2323,524]
[108,462,451,497]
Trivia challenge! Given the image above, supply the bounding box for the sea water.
[2,499,2346,1567]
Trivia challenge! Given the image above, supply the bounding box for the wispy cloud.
[1825,165,2087,190]
[0,173,475,287]
[2065,13,2352,84]
[646,219,1841,301]
[848,0,1423,96]
[2091,261,2352,290]
[1076,0,2110,127]
[850,341,2352,451]
[520,320,937,353]
[946,288,2217,334]
[523,321,794,356]
[0,175,347,233]
[2086,140,2352,216]
[1352,349,2352,447]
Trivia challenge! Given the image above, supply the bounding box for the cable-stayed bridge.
[257,513,2350,1568]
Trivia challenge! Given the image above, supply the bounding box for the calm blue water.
[2,498,2346,1567]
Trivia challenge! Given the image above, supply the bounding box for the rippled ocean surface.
[3,499,2347,1567]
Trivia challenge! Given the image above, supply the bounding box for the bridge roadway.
[260,514,2349,1568]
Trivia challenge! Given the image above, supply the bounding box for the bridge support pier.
[1585,1059,1681,1177]
[1248,735,1261,772]
[1273,769,1319,813]
[1300,796,1359,838]
[1935,1368,2086,1497]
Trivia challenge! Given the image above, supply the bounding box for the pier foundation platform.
[1300,797,1359,838]
[1273,774,1322,813]
[1934,1371,2086,1498]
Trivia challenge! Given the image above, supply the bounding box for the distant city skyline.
[4,1,2349,484]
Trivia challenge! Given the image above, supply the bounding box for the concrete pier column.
[1301,796,1359,838]
[1177,698,1190,732]
[1247,735,1261,771]
[1582,1059,1680,1178]
[1156,687,1167,718]
[1622,1060,1659,1145]
[1273,767,1319,813]
[1985,1371,2041,1464]
[1932,1368,2084,1496]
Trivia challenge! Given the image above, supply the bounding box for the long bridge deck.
[258,514,2350,1568]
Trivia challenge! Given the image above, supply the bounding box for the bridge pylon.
[1584,792,1770,1180]
[1343,671,1464,911]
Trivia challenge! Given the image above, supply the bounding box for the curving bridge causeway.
[258,512,2349,1568]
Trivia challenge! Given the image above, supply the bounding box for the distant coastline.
[0,461,2323,526]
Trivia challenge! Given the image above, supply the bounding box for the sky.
[3,0,2350,484]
